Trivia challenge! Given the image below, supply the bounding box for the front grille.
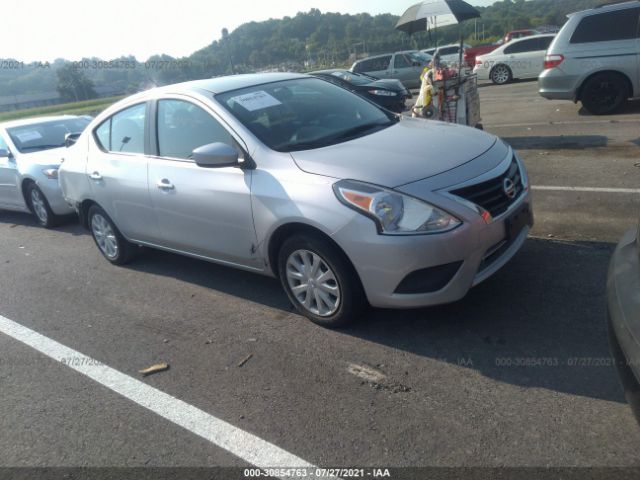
[451,157,523,218]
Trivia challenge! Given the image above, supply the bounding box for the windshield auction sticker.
[231,90,282,111]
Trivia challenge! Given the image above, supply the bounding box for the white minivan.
[474,34,556,85]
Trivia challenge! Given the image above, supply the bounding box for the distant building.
[0,92,60,112]
[0,85,124,112]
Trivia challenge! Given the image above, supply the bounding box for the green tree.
[56,64,97,102]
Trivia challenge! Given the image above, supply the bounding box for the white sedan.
[474,34,556,85]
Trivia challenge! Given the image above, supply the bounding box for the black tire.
[490,64,512,85]
[87,205,137,265]
[26,183,58,228]
[277,234,367,328]
[581,73,629,115]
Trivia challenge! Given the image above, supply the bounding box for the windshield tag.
[15,130,43,143]
[231,90,282,112]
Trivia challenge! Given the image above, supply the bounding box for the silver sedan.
[0,115,91,227]
[60,73,533,327]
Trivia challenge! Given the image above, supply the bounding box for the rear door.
[503,38,545,78]
[391,54,420,87]
[147,96,259,268]
[87,102,160,242]
[0,133,22,209]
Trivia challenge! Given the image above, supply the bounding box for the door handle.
[156,179,175,190]
[89,171,102,180]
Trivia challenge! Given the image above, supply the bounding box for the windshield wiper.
[328,121,394,143]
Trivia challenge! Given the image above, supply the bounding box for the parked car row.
[0,73,534,329]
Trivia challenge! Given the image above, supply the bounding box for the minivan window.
[438,47,459,56]
[356,55,391,72]
[94,103,146,154]
[157,99,234,160]
[570,8,640,43]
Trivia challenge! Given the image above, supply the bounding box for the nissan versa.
[59,73,533,327]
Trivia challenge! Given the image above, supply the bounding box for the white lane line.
[532,186,640,194]
[0,314,314,477]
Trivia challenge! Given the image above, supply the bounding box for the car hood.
[18,147,67,166]
[367,78,408,92]
[290,118,497,188]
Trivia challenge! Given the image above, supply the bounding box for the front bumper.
[331,189,532,309]
[607,227,640,423]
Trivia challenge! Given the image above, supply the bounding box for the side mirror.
[192,142,239,168]
[65,132,82,148]
[0,148,9,158]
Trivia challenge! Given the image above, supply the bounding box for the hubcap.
[30,188,48,224]
[493,66,509,84]
[286,249,341,317]
[91,213,119,260]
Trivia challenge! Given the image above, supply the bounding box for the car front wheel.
[88,205,136,265]
[278,234,367,328]
[491,65,512,85]
[26,183,58,228]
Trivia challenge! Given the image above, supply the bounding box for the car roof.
[146,73,307,97]
[309,69,347,75]
[570,0,639,16]
[505,33,556,44]
[0,115,85,130]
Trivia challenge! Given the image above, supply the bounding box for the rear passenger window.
[94,103,146,154]
[570,8,640,43]
[504,38,540,54]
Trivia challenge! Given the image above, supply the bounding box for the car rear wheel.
[88,205,136,265]
[278,234,367,328]
[490,65,512,85]
[26,184,58,228]
[581,73,629,115]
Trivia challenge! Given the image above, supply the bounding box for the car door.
[87,102,160,242]
[503,38,541,78]
[0,133,23,209]
[147,96,259,268]
[391,54,419,87]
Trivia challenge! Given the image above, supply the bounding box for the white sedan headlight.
[333,180,461,235]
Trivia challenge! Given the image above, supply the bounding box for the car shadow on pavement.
[126,235,623,403]
[579,99,640,116]
[346,237,623,403]
[0,211,85,236]
[502,135,608,150]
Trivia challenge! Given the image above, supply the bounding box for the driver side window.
[157,99,234,160]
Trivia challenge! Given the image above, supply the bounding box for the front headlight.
[368,89,397,97]
[42,168,59,179]
[333,180,461,235]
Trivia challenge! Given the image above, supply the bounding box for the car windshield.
[217,78,397,152]
[7,117,91,153]
[409,52,431,62]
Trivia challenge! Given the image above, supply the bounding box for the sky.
[2,0,499,62]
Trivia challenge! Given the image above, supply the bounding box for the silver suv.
[539,1,640,115]
[60,73,532,328]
